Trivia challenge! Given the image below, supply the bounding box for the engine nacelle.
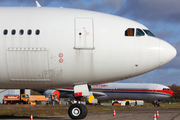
[43,90,75,98]
[43,90,60,98]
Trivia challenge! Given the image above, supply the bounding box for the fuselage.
[92,83,173,100]
[0,7,176,89]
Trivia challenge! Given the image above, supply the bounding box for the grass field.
[0,102,180,118]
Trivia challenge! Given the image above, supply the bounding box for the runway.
[2,107,180,120]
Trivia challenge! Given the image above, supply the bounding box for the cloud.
[117,0,180,23]
[0,0,179,24]
[155,28,173,40]
[0,0,35,6]
[0,0,123,11]
[41,0,123,14]
[160,41,180,69]
[173,41,180,57]
[87,0,123,13]
[119,68,180,86]
[0,0,84,7]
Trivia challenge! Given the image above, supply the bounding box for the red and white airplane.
[0,1,176,119]
[44,83,173,101]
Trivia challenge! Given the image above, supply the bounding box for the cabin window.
[12,29,16,35]
[3,29,42,36]
[143,29,155,37]
[3,29,8,35]
[19,29,24,35]
[27,29,32,35]
[136,28,144,36]
[125,28,134,36]
[36,29,40,35]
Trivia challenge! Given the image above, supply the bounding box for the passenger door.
[74,18,94,49]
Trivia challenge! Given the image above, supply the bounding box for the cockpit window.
[136,28,144,36]
[125,28,134,36]
[163,88,171,90]
[143,29,155,37]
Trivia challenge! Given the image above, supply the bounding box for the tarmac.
[1,107,180,120]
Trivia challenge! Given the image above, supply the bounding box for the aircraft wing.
[56,89,107,97]
[56,88,74,94]
[92,92,107,97]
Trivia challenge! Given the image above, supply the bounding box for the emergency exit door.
[74,18,94,49]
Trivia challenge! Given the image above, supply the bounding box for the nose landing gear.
[68,103,87,119]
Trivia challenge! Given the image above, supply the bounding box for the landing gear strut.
[68,103,87,119]
[68,84,95,119]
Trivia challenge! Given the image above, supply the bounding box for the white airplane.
[93,83,173,101]
[0,3,176,119]
[44,83,173,102]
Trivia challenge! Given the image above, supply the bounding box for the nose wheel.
[68,104,87,119]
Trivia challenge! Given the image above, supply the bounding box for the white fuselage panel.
[0,7,176,89]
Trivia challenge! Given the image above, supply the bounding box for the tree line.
[168,84,180,99]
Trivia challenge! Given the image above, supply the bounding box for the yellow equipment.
[3,94,29,104]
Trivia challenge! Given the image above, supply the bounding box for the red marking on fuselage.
[58,53,64,63]
[64,88,173,96]
[92,88,173,96]
[93,84,108,87]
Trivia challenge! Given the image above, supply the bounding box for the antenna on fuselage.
[36,1,41,7]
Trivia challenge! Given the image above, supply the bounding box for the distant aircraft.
[44,83,173,103]
[0,2,176,119]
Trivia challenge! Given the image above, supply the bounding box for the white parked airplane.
[93,83,173,101]
[44,83,173,102]
[0,4,176,119]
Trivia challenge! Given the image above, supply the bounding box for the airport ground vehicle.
[51,94,61,105]
[29,95,49,104]
[112,100,144,106]
[3,94,29,104]
[152,100,161,107]
[3,94,49,105]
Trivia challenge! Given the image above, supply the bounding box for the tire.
[135,101,137,106]
[68,104,87,119]
[125,101,129,106]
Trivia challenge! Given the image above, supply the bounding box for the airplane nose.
[160,40,177,66]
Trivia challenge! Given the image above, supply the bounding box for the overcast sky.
[1,0,180,86]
